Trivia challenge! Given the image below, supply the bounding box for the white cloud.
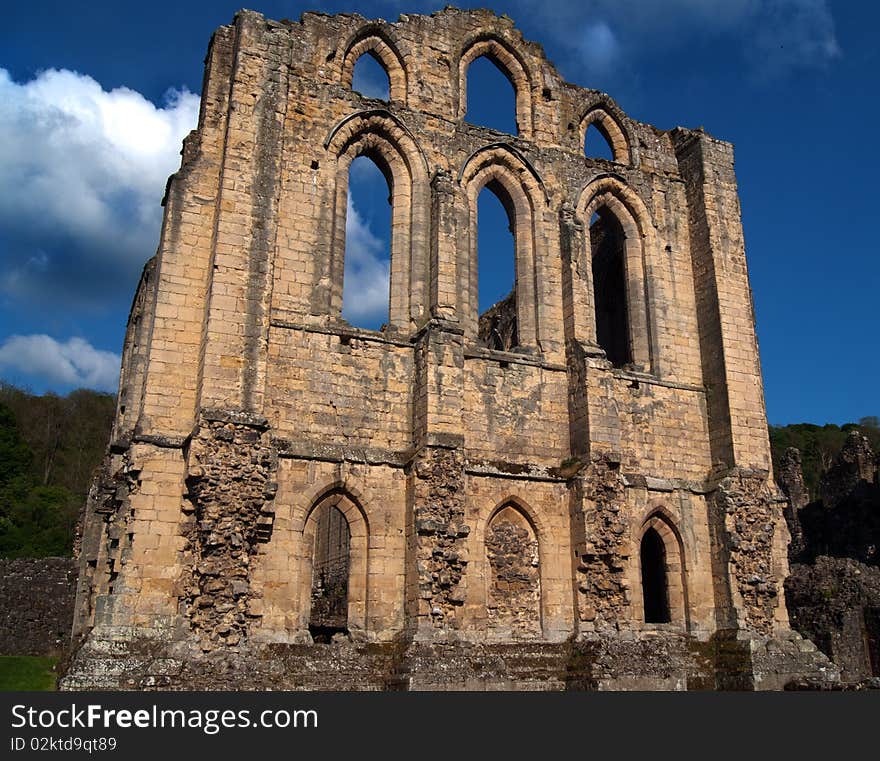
[342,196,390,326]
[579,21,620,72]
[751,0,841,73]
[583,0,839,72]
[0,68,199,308]
[378,1,840,78]
[0,334,120,392]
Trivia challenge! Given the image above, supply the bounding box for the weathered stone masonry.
[0,558,77,657]
[782,433,880,684]
[64,7,836,690]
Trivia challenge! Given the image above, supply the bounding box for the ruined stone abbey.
[63,7,838,689]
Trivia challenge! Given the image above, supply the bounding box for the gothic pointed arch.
[485,498,543,639]
[486,493,547,539]
[322,111,430,328]
[458,35,535,138]
[340,25,408,104]
[579,104,632,165]
[637,509,689,627]
[459,145,547,348]
[298,487,370,638]
[457,143,548,201]
[575,175,657,372]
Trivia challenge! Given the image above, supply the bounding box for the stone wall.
[786,557,880,683]
[0,558,77,656]
[63,7,833,691]
[780,432,880,683]
[477,289,517,351]
[485,505,541,639]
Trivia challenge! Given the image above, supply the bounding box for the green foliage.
[0,486,79,558]
[0,384,116,496]
[0,656,58,690]
[0,404,32,487]
[770,419,880,501]
[0,385,115,558]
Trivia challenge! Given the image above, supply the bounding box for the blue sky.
[0,1,876,427]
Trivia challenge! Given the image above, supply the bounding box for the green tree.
[0,385,116,558]
[0,485,75,558]
[770,418,880,501]
[0,403,31,489]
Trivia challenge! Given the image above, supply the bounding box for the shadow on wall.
[780,432,880,682]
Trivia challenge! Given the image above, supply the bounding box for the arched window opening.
[486,505,541,639]
[465,55,517,135]
[591,208,631,367]
[352,51,390,100]
[584,122,614,161]
[342,154,391,330]
[641,527,670,624]
[309,503,351,642]
[476,182,517,351]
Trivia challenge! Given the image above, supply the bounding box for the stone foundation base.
[60,627,840,691]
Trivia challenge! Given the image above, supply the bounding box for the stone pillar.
[712,469,791,636]
[181,411,278,651]
[673,128,791,640]
[409,320,470,637]
[560,203,598,460]
[572,455,631,634]
[137,23,235,438]
[777,447,808,560]
[430,170,460,323]
[671,128,771,474]
[820,431,877,509]
[198,12,291,415]
[559,203,595,348]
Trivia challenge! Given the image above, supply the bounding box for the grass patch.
[0,656,58,691]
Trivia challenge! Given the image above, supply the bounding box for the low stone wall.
[59,627,837,691]
[786,557,880,683]
[0,557,78,656]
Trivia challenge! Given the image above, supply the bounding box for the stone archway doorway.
[308,502,351,642]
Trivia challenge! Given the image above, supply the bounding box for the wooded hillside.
[770,417,880,501]
[0,384,115,557]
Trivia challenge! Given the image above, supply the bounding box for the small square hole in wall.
[311,160,319,170]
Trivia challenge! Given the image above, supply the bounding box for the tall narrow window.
[476,182,517,351]
[591,208,630,367]
[309,503,351,642]
[584,122,614,160]
[641,527,670,624]
[352,52,390,99]
[465,55,517,134]
[343,155,391,330]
